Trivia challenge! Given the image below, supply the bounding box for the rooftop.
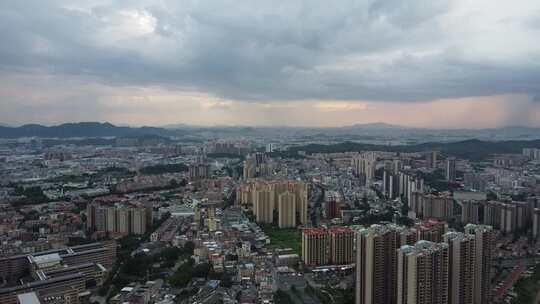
[328,226,353,234]
[29,253,62,267]
[17,292,41,304]
[302,228,327,236]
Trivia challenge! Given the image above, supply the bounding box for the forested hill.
[0,122,180,138]
[285,139,540,161]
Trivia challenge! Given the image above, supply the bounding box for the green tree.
[169,258,195,287]
[221,273,233,288]
[192,263,211,278]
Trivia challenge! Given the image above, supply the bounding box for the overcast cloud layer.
[1,0,540,127]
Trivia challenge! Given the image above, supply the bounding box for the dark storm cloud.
[1,0,540,103]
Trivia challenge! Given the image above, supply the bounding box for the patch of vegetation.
[99,214,187,297]
[13,186,49,205]
[274,290,295,304]
[267,151,306,159]
[139,163,188,175]
[261,224,301,255]
[104,241,195,297]
[100,166,133,174]
[370,186,384,199]
[512,265,540,303]
[417,169,450,192]
[245,210,256,222]
[207,153,244,160]
[111,179,187,194]
[306,285,354,304]
[487,191,498,201]
[350,207,395,226]
[169,178,188,188]
[22,210,40,221]
[48,174,91,184]
[222,191,236,210]
[287,139,540,161]
[169,258,195,287]
[43,138,116,147]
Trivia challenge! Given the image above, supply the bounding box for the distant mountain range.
[1,122,540,142]
[342,122,407,129]
[0,122,179,138]
[336,123,540,133]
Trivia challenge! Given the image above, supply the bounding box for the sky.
[1,0,540,128]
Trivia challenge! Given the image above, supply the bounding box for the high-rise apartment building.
[236,184,253,207]
[302,228,330,266]
[86,203,150,236]
[301,227,355,266]
[426,151,438,169]
[482,201,529,234]
[463,173,488,192]
[130,208,147,235]
[460,200,483,225]
[482,201,500,229]
[356,224,413,304]
[415,219,448,243]
[293,182,309,225]
[329,227,355,265]
[254,189,274,224]
[399,172,424,212]
[243,158,256,180]
[95,207,107,232]
[444,232,475,304]
[117,208,130,235]
[105,207,117,233]
[354,223,494,304]
[396,241,449,304]
[277,191,296,228]
[189,163,211,180]
[382,160,402,199]
[243,153,275,179]
[241,179,308,227]
[523,148,540,159]
[533,208,540,239]
[266,143,277,153]
[464,224,495,304]
[86,203,96,231]
[446,157,456,182]
[352,153,377,186]
[410,193,454,221]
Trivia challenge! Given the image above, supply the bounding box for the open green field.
[261,225,301,255]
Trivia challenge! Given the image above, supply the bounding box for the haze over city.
[2,1,540,127]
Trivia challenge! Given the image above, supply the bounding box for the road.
[493,264,525,301]
[309,183,324,227]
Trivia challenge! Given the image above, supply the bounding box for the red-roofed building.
[301,227,355,266]
[329,227,354,265]
[415,218,448,243]
[301,228,330,266]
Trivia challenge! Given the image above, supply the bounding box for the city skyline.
[2,1,540,127]
[2,1,540,300]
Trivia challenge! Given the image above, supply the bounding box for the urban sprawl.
[1,135,540,304]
